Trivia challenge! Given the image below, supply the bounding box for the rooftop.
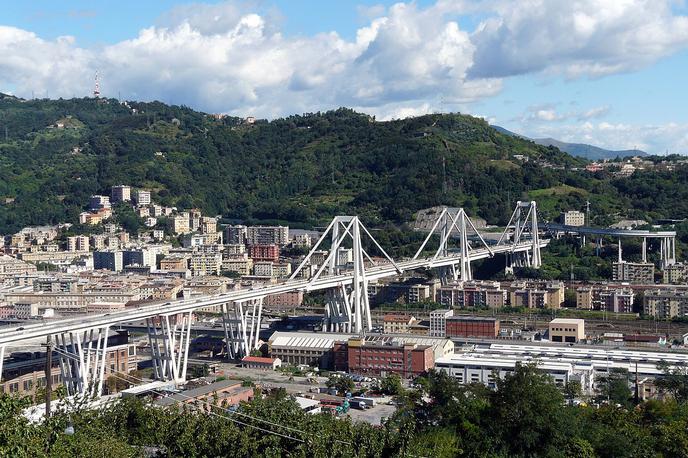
[550,318,585,325]
[241,356,277,364]
[155,379,247,406]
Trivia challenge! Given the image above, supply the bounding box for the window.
[9,383,19,393]
[23,380,33,391]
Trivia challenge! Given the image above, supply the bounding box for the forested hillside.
[0,95,686,233]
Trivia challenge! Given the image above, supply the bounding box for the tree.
[656,361,688,403]
[489,363,570,456]
[326,375,355,395]
[596,368,632,407]
[189,363,210,379]
[112,203,143,234]
[379,373,404,396]
[564,380,582,401]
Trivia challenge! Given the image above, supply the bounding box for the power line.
[48,348,430,456]
[50,347,308,442]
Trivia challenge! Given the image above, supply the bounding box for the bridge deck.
[0,240,547,345]
[546,223,676,238]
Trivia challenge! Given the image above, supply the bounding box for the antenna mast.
[93,71,101,98]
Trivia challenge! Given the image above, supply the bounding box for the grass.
[529,184,588,198]
[487,159,520,171]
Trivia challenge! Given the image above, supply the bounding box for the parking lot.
[345,403,397,425]
[201,363,398,424]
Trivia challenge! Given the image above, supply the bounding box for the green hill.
[0,96,686,234]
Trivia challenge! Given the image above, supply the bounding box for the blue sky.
[1,0,688,154]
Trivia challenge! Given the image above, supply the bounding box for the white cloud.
[578,105,610,120]
[526,121,688,154]
[0,0,686,132]
[0,1,497,119]
[469,0,688,78]
[535,109,560,121]
[519,104,612,124]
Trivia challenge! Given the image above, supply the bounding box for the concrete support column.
[642,238,647,263]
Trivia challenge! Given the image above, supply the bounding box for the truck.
[350,396,376,407]
[350,400,369,410]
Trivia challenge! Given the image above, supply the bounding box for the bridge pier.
[54,326,110,397]
[146,312,192,384]
[498,201,541,269]
[324,285,355,333]
[221,298,263,360]
[291,216,400,334]
[660,237,677,269]
[0,346,5,389]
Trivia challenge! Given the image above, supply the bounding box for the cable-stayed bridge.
[0,201,547,397]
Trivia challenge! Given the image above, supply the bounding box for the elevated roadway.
[0,240,545,346]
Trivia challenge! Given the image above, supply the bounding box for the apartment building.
[429,309,454,337]
[0,255,37,278]
[79,211,103,225]
[67,235,90,252]
[248,244,279,262]
[562,210,585,226]
[123,248,157,270]
[292,233,312,247]
[264,291,304,308]
[222,255,253,276]
[437,280,505,308]
[133,190,151,206]
[224,225,247,245]
[508,281,564,309]
[4,288,139,312]
[246,226,289,246]
[368,279,434,306]
[600,288,635,313]
[94,250,123,272]
[89,195,111,210]
[111,185,131,203]
[189,252,222,276]
[182,232,222,248]
[382,314,418,334]
[200,217,217,234]
[253,261,274,277]
[160,256,189,271]
[644,289,688,319]
[663,262,688,284]
[172,214,191,235]
[613,261,654,283]
[576,287,594,309]
[575,285,634,312]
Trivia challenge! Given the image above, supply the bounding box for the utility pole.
[634,362,639,405]
[44,336,53,418]
[585,201,591,226]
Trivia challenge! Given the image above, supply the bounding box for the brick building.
[248,244,279,262]
[445,316,499,338]
[345,338,434,378]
